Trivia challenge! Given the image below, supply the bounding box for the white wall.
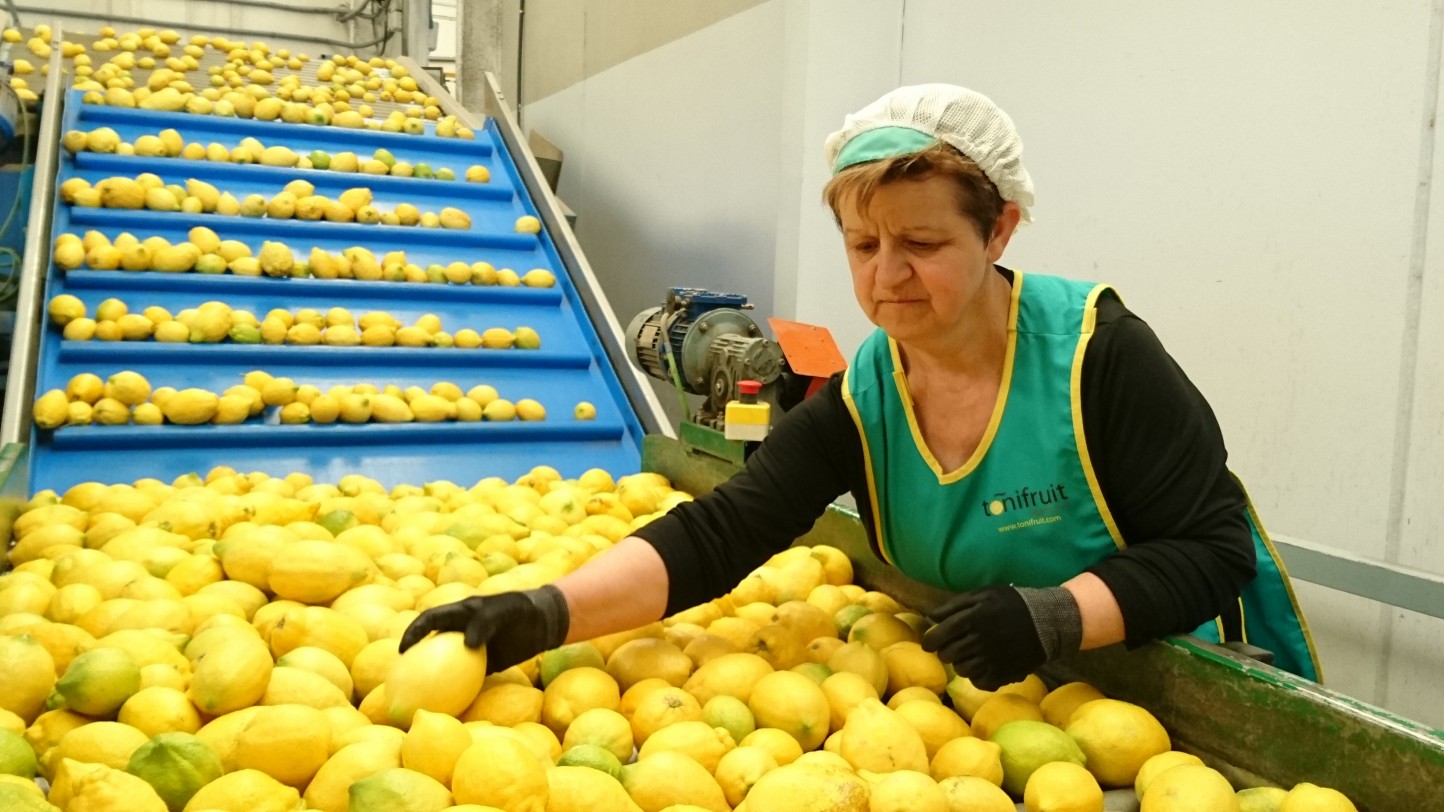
[517,0,1444,727]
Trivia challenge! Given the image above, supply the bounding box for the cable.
[0,88,32,303]
[3,0,19,29]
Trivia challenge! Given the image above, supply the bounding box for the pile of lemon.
[47,294,540,352]
[61,126,491,184]
[33,371,557,430]
[7,23,467,139]
[0,466,1360,812]
[52,229,555,284]
[61,171,473,230]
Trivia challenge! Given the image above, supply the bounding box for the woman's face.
[840,175,1018,346]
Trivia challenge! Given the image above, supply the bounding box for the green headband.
[832,126,938,174]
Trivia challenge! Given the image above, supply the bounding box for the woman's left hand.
[921,585,1082,691]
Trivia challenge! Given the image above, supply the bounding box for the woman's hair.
[823,141,1006,241]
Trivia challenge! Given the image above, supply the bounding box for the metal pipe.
[0,23,63,445]
[398,59,671,437]
[12,5,395,51]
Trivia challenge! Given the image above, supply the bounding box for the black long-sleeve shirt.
[635,273,1257,645]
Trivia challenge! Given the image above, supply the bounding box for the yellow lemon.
[1139,765,1237,812]
[1237,787,1290,811]
[893,699,969,761]
[1280,783,1358,812]
[837,697,928,774]
[1024,760,1104,812]
[864,768,946,812]
[118,686,202,736]
[630,687,702,747]
[451,736,550,810]
[349,766,454,812]
[619,750,728,812]
[938,774,1017,812]
[385,632,486,727]
[637,720,735,773]
[736,760,868,812]
[232,703,329,788]
[544,764,634,812]
[560,707,633,762]
[738,727,803,767]
[181,767,302,812]
[1065,699,1170,787]
[1040,681,1106,727]
[400,708,471,786]
[748,670,831,753]
[542,666,621,738]
[715,745,778,806]
[931,735,1004,785]
[302,741,401,812]
[1135,750,1206,799]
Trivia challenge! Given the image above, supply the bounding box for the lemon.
[620,750,728,812]
[879,641,947,695]
[451,736,550,810]
[1140,765,1237,811]
[48,294,87,326]
[630,687,702,747]
[713,745,776,806]
[637,720,734,773]
[938,774,1017,811]
[126,731,222,812]
[515,216,542,234]
[43,721,149,777]
[382,633,486,727]
[833,696,927,774]
[233,704,329,788]
[0,780,51,811]
[737,760,868,812]
[863,769,946,812]
[187,637,273,716]
[1280,783,1358,811]
[118,686,202,736]
[542,666,621,738]
[1135,751,1205,798]
[1023,760,1103,811]
[0,729,36,778]
[826,642,888,696]
[748,670,831,753]
[103,370,150,406]
[302,741,401,812]
[538,642,607,686]
[556,743,624,779]
[1040,681,1106,727]
[574,402,597,420]
[275,647,353,699]
[260,666,351,709]
[560,707,633,762]
[348,768,455,811]
[181,767,302,812]
[268,540,373,604]
[894,699,969,761]
[0,709,22,736]
[400,708,470,786]
[930,735,1003,784]
[55,759,168,811]
[683,652,773,706]
[1065,699,1170,787]
[972,693,1044,740]
[606,638,692,692]
[1238,787,1289,812]
[990,718,1085,796]
[701,694,755,747]
[56,646,141,717]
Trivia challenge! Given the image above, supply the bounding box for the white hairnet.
[823,84,1035,222]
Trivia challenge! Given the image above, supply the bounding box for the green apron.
[840,270,1321,681]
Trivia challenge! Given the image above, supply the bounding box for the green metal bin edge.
[643,434,1444,811]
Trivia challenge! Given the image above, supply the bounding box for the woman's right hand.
[399,585,570,673]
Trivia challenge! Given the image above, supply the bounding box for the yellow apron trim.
[1070,283,1126,550]
[1233,473,1325,684]
[841,368,895,566]
[1237,598,1249,645]
[888,271,1024,485]
[1214,617,1227,642]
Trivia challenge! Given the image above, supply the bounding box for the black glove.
[921,585,1082,691]
[399,585,570,673]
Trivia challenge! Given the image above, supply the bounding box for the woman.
[403,84,1320,688]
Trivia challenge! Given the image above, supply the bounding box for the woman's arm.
[556,537,670,643]
[1080,294,1257,645]
[1063,571,1126,649]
